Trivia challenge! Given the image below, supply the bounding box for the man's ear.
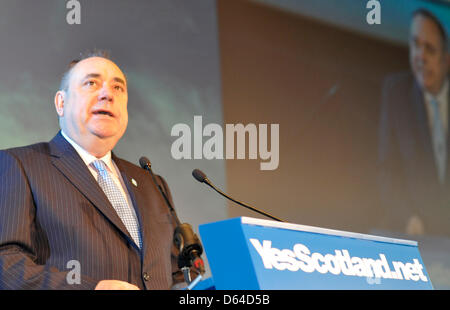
[54,90,66,117]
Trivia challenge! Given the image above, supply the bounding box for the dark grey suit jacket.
[0,131,182,289]
[378,72,450,236]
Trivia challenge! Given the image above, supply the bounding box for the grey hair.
[58,49,113,92]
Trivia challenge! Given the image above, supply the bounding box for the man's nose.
[98,82,113,102]
[416,45,428,63]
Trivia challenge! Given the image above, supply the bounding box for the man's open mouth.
[93,110,114,117]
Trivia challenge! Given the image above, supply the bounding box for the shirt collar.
[61,130,114,172]
[425,78,449,104]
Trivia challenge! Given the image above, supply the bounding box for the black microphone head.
[192,169,207,183]
[139,156,151,169]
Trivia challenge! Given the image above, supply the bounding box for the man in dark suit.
[378,9,450,236]
[0,52,184,289]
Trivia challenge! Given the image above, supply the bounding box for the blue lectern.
[196,217,432,290]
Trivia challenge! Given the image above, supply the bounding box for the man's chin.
[414,75,432,93]
[90,129,122,142]
[422,80,441,95]
[87,124,126,149]
[414,72,441,94]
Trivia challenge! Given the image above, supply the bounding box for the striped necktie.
[430,98,446,184]
[91,159,142,248]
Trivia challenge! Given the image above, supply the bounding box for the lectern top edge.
[240,217,418,247]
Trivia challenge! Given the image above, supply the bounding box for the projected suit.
[378,72,450,236]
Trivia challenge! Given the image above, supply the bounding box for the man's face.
[58,57,128,149]
[409,15,448,95]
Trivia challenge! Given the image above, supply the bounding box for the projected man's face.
[409,14,448,95]
[55,57,129,156]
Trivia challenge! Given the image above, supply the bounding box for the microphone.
[174,223,205,275]
[192,169,209,184]
[139,157,205,280]
[192,169,285,222]
[139,156,177,217]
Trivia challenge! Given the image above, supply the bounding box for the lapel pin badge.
[131,178,138,187]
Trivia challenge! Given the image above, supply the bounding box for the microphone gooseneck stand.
[192,169,285,223]
[139,157,205,285]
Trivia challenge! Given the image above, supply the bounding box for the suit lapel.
[113,155,172,258]
[411,80,432,156]
[411,76,450,185]
[48,132,133,243]
[411,79,440,181]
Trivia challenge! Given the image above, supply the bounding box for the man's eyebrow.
[112,77,126,85]
[82,73,102,80]
[82,73,126,85]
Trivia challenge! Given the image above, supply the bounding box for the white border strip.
[241,217,418,246]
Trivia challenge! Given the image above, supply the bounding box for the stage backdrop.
[219,0,450,289]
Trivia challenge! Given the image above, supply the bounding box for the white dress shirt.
[424,78,449,183]
[61,130,138,220]
[424,78,449,135]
